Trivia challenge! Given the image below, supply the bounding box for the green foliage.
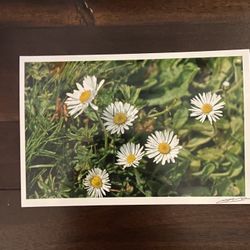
[25,56,245,198]
[172,107,189,129]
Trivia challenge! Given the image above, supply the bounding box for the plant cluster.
[25,57,244,198]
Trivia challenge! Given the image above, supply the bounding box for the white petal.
[90,103,98,111]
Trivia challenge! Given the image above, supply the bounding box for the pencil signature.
[216,197,250,204]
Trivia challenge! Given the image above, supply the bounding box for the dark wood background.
[1,1,250,249]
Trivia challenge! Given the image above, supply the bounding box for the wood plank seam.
[75,0,95,26]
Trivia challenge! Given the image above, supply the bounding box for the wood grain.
[1,190,250,250]
[0,0,84,27]
[88,0,250,26]
[0,122,19,189]
[1,0,250,28]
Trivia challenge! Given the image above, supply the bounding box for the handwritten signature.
[216,197,250,204]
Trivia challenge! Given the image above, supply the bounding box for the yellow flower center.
[90,176,102,188]
[79,90,91,103]
[113,112,127,125]
[158,143,171,154]
[202,103,213,114]
[127,154,136,164]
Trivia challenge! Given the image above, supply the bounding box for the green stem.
[212,122,217,137]
[223,88,231,118]
[148,107,169,118]
[227,79,242,95]
[94,110,108,149]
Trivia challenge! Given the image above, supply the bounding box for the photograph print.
[20,50,250,206]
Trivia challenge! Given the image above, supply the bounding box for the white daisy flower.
[102,101,138,134]
[83,168,111,198]
[65,75,105,118]
[145,130,182,165]
[189,92,225,124]
[116,142,144,169]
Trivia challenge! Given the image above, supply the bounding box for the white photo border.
[20,49,250,207]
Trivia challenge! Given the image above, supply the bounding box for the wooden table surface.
[1,1,250,249]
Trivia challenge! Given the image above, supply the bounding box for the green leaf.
[141,78,157,90]
[146,63,199,106]
[235,177,245,195]
[190,159,201,172]
[178,148,192,158]
[186,122,214,136]
[28,164,55,169]
[157,185,170,196]
[147,180,161,194]
[192,162,216,183]
[39,149,57,159]
[229,164,243,178]
[228,142,242,155]
[197,147,224,161]
[131,88,141,104]
[180,186,211,196]
[213,178,240,196]
[230,117,243,135]
[119,84,141,104]
[134,169,145,186]
[172,107,189,129]
[147,80,190,106]
[186,136,211,150]
[209,58,233,90]
[216,119,230,130]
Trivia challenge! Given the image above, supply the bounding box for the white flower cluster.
[66,76,225,198]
